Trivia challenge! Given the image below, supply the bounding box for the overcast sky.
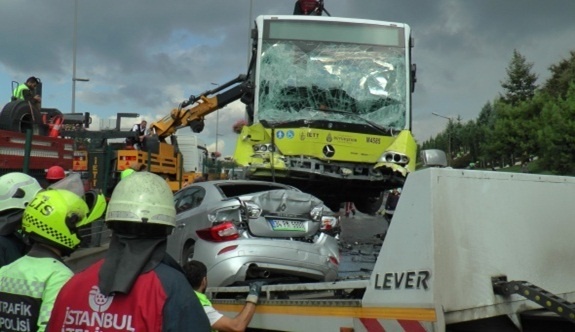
[2,0,574,157]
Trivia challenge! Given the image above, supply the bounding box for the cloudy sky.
[2,0,574,157]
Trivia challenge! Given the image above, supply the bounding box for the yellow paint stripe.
[214,304,437,322]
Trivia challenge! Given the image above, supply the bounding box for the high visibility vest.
[0,254,73,332]
[195,291,218,332]
[12,83,30,100]
[195,290,212,306]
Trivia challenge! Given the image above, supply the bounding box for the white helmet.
[105,171,175,228]
[0,172,42,211]
[0,173,43,235]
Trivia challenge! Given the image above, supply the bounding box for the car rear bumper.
[195,233,340,287]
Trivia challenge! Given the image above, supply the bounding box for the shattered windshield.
[256,39,408,131]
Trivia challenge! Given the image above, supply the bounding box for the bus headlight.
[378,152,410,166]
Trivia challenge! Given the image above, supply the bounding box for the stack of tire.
[0,100,61,136]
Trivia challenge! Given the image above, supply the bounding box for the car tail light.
[310,205,324,221]
[244,201,262,219]
[196,222,240,242]
[321,216,338,230]
[208,207,242,223]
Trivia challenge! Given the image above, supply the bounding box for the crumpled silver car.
[166,180,340,287]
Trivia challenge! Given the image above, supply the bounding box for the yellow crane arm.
[149,74,249,140]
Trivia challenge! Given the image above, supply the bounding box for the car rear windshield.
[217,183,289,198]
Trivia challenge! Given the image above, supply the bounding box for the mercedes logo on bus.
[322,145,335,158]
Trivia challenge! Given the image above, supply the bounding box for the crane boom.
[149,75,249,141]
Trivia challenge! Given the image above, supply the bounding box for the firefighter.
[0,172,42,267]
[47,172,211,331]
[45,165,66,186]
[12,76,42,104]
[0,176,106,332]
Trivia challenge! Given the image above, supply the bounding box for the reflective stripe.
[0,276,45,298]
[214,304,436,321]
[356,318,433,332]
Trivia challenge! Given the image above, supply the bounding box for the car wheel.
[0,100,46,135]
[182,241,195,264]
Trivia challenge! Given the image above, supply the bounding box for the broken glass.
[256,39,407,131]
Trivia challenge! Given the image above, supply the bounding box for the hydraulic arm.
[149,75,250,141]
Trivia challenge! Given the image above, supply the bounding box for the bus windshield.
[256,21,408,131]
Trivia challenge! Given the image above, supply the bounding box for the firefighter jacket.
[0,245,73,332]
[47,258,211,331]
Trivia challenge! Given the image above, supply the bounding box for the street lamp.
[210,83,223,155]
[432,112,455,162]
[247,0,253,67]
[71,0,89,113]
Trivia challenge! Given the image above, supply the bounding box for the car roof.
[175,179,295,194]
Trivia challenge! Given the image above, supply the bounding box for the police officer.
[47,172,210,331]
[0,174,106,332]
[0,173,42,267]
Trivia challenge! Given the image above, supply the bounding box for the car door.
[167,186,208,259]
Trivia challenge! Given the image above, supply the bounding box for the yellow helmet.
[121,168,135,180]
[22,188,106,254]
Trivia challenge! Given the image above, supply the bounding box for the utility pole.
[432,112,456,164]
[71,0,89,113]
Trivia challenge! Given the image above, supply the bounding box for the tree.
[541,50,575,99]
[500,49,538,106]
[475,102,497,165]
[537,85,575,175]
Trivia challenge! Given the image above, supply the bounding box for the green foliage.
[537,85,575,174]
[421,49,575,175]
[500,49,538,106]
[541,51,575,99]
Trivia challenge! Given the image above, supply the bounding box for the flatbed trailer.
[207,167,575,331]
[0,128,74,178]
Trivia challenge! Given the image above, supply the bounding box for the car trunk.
[244,189,323,238]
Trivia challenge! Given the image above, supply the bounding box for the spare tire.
[0,100,46,135]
